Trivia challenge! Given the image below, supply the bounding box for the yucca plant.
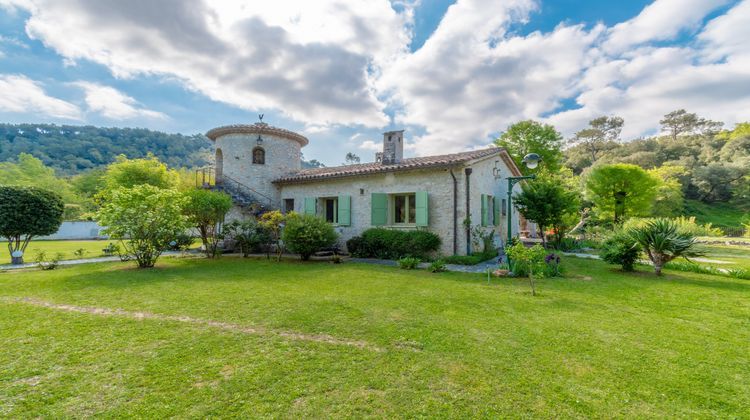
[628,219,702,276]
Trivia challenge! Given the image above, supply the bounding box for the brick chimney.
[381,130,404,165]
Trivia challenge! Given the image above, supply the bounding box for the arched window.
[252,147,265,164]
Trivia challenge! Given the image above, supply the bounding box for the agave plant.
[628,219,702,276]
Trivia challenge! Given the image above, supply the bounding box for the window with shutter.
[371,193,387,226]
[415,191,428,227]
[304,197,316,215]
[337,195,351,226]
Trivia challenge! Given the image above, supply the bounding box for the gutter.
[449,169,458,255]
[464,167,472,255]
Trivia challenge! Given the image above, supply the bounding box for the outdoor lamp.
[522,153,542,169]
[256,135,263,145]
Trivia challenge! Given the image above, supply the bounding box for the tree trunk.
[529,273,536,296]
[654,263,663,276]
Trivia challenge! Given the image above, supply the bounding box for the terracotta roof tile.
[274,147,503,184]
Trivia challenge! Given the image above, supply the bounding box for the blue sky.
[0,0,748,166]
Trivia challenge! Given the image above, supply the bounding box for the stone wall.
[214,133,301,204]
[276,152,520,256]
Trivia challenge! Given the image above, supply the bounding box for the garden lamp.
[504,153,542,264]
[521,153,542,169]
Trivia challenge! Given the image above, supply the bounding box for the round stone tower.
[206,122,307,207]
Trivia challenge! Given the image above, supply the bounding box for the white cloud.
[72,81,167,120]
[358,139,381,152]
[548,0,750,139]
[603,0,731,53]
[12,0,410,128]
[0,74,81,119]
[5,0,750,155]
[380,0,601,154]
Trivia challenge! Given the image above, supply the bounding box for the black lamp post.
[500,153,542,252]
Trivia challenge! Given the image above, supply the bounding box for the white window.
[393,193,416,224]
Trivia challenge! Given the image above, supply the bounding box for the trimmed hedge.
[346,228,441,260]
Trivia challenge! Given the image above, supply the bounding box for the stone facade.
[208,123,523,256]
[278,155,520,256]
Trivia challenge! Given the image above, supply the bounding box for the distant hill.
[0,123,212,175]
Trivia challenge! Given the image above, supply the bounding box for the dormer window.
[252,147,265,164]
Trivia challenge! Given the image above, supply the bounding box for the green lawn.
[698,244,750,269]
[1,240,114,263]
[1,257,748,417]
[1,239,200,264]
[684,199,748,229]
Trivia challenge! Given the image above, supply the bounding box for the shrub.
[33,250,65,270]
[258,210,286,261]
[347,228,441,260]
[398,257,421,270]
[281,213,338,261]
[345,236,365,256]
[543,253,563,277]
[223,219,268,257]
[727,268,750,280]
[600,231,641,271]
[428,259,447,273]
[628,218,702,275]
[168,232,195,251]
[556,237,582,252]
[102,243,118,256]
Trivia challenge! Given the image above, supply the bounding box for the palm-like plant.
[629,219,702,275]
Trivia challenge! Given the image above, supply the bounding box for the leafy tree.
[0,186,64,264]
[628,219,701,275]
[584,164,658,224]
[648,165,687,217]
[495,120,564,174]
[570,116,624,161]
[282,213,338,260]
[660,109,723,141]
[717,122,750,142]
[102,154,179,192]
[96,185,188,268]
[344,152,361,165]
[258,210,286,261]
[692,162,747,202]
[505,243,547,296]
[0,153,79,203]
[183,189,233,258]
[513,172,579,248]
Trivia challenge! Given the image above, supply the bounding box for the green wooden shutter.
[415,191,429,227]
[371,193,387,226]
[337,195,351,226]
[481,194,489,226]
[493,196,501,225]
[304,197,317,215]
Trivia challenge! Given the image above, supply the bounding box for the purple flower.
[545,253,560,265]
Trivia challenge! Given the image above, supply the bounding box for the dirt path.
[2,297,384,352]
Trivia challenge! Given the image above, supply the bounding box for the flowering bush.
[543,253,563,277]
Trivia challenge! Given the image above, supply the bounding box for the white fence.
[37,221,108,240]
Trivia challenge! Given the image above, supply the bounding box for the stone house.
[206,122,529,256]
